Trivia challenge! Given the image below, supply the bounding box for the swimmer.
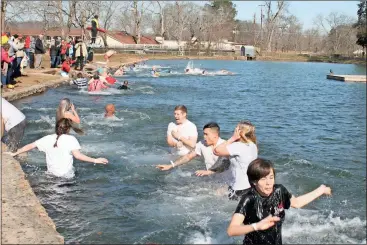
[117,80,130,90]
[166,105,198,156]
[56,98,81,124]
[104,104,116,118]
[114,65,124,76]
[157,122,230,178]
[227,158,332,245]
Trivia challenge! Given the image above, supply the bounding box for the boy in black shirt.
[227,158,332,245]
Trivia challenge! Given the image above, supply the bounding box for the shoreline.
[1,57,146,244]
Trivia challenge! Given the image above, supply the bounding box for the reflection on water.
[15,60,366,244]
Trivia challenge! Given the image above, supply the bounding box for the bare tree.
[264,1,288,52]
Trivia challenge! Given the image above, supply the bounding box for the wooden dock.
[327,74,366,83]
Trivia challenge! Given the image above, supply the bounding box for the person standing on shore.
[9,118,108,178]
[75,38,87,71]
[91,15,99,45]
[1,97,26,152]
[227,158,332,245]
[35,34,45,69]
[166,105,198,156]
[214,120,258,200]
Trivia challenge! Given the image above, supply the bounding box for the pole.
[258,4,265,48]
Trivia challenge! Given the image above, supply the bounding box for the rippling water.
[14,60,366,244]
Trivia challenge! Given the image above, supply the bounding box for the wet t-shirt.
[234,184,292,245]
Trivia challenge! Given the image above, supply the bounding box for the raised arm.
[72,149,108,164]
[214,126,240,157]
[64,104,81,124]
[290,184,332,209]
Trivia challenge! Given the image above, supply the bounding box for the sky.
[233,1,359,30]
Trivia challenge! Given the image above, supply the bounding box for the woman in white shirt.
[214,120,258,200]
[10,118,108,178]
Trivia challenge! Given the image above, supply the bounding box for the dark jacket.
[35,38,45,54]
[49,44,57,56]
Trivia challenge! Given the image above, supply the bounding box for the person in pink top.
[1,43,15,89]
[87,74,110,92]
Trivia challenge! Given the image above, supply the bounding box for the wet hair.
[247,158,276,186]
[203,122,220,135]
[123,80,128,85]
[174,105,187,114]
[54,118,83,147]
[13,34,18,39]
[237,120,257,146]
[56,98,72,122]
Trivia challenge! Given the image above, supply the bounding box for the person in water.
[157,122,230,177]
[166,105,198,156]
[214,120,258,200]
[70,72,89,88]
[9,118,108,178]
[87,74,110,92]
[117,80,130,90]
[104,104,116,118]
[227,158,332,245]
[114,65,124,76]
[56,98,81,124]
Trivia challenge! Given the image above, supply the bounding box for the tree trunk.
[1,0,6,33]
[57,0,65,39]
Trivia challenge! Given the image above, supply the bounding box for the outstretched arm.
[10,142,37,156]
[291,185,332,208]
[72,149,108,164]
[156,150,197,171]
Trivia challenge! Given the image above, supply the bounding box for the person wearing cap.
[35,34,45,69]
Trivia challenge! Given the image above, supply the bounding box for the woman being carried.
[9,118,108,178]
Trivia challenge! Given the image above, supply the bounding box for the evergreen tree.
[355,1,367,48]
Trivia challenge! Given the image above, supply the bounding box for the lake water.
[14,60,366,244]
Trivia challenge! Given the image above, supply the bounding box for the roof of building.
[108,31,159,44]
[6,27,85,37]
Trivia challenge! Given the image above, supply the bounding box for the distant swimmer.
[151,67,160,77]
[220,69,233,75]
[9,118,108,178]
[227,158,332,245]
[104,104,116,118]
[157,122,230,178]
[329,69,334,75]
[114,65,124,76]
[117,80,130,90]
[166,105,198,156]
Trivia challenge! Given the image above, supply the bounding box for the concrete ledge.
[1,154,64,244]
[327,74,367,83]
[3,78,69,102]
